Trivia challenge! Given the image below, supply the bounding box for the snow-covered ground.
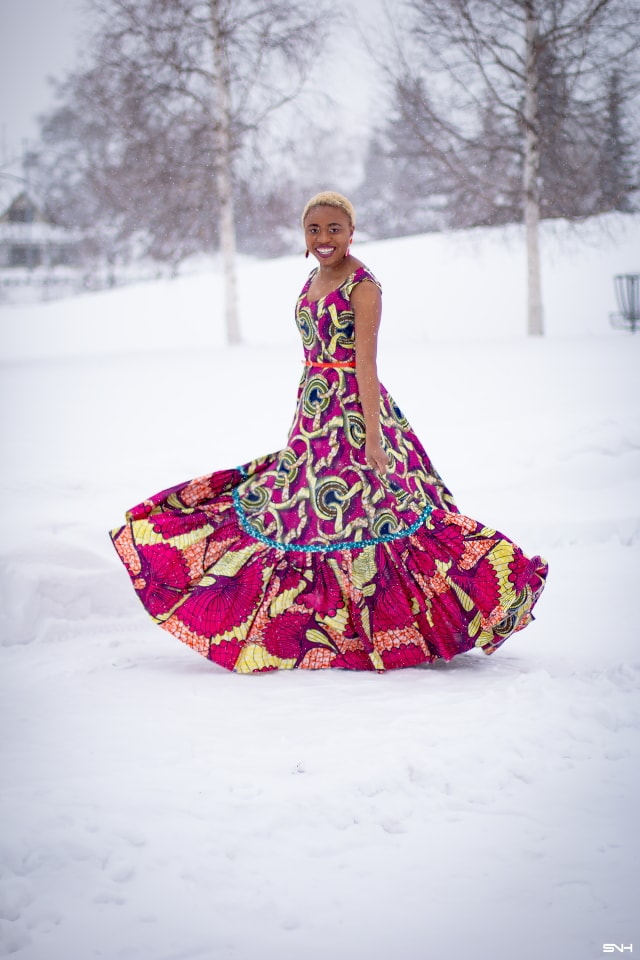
[1,213,639,960]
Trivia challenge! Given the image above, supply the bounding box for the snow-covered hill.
[2,212,639,362]
[0,213,638,960]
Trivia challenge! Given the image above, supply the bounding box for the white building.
[0,190,82,269]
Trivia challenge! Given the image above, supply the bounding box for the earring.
[305,249,309,259]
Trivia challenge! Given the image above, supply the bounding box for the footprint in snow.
[92,889,126,906]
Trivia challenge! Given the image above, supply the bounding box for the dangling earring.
[305,249,309,259]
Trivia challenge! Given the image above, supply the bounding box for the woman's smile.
[304,204,353,268]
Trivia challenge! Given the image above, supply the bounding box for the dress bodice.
[213,259,453,551]
[295,265,382,364]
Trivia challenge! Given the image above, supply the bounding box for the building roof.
[0,189,48,224]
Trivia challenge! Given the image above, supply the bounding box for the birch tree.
[43,0,329,343]
[376,0,640,336]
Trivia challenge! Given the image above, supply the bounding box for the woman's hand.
[366,438,389,476]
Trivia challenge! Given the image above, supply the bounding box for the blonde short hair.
[301,191,356,229]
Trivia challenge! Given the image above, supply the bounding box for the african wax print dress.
[110,265,548,672]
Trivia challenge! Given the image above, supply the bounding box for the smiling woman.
[110,190,548,673]
[302,190,355,261]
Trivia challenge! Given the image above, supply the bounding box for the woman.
[110,191,547,672]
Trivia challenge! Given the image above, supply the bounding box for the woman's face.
[303,205,353,268]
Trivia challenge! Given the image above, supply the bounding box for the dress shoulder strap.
[344,265,382,297]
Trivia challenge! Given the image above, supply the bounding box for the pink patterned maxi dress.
[110,265,548,672]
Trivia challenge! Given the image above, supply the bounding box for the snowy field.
[1,213,639,960]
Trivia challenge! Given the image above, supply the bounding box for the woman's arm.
[352,280,388,476]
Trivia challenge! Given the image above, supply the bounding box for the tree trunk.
[209,0,241,345]
[523,1,544,337]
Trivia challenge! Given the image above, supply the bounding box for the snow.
[1,212,639,960]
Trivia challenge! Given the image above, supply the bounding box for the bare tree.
[370,0,640,336]
[41,0,330,342]
[356,73,522,235]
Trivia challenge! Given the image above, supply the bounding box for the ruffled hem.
[109,466,548,673]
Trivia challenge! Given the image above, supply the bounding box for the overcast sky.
[0,0,89,162]
[0,0,383,172]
